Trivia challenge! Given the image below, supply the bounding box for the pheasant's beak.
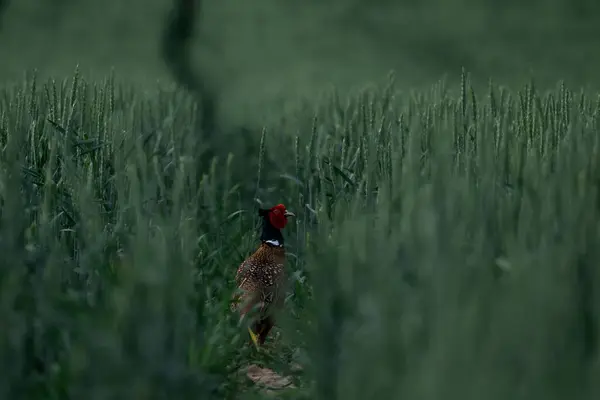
[284,210,295,218]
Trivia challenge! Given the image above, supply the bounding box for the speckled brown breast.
[233,243,287,315]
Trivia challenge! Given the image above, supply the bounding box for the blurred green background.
[1,2,600,398]
[1,0,600,125]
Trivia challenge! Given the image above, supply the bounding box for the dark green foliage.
[161,0,217,144]
[0,70,599,399]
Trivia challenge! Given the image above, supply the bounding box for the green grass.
[1,68,599,399]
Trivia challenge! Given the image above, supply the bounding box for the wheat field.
[0,67,598,398]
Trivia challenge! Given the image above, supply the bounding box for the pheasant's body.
[236,242,287,310]
[232,204,294,347]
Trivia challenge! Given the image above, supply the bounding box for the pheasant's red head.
[259,203,295,230]
[267,204,294,230]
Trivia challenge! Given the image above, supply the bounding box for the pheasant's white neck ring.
[264,239,282,247]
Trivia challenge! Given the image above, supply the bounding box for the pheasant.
[232,203,295,348]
